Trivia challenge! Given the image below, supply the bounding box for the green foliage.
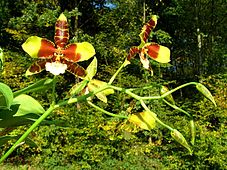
[0,0,226,169]
[0,83,13,109]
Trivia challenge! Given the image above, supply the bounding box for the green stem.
[162,99,195,145]
[0,105,56,163]
[108,59,129,85]
[162,99,192,118]
[140,100,174,131]
[141,82,198,100]
[128,85,155,91]
[59,82,199,107]
[87,101,128,119]
[13,78,52,97]
[51,76,57,105]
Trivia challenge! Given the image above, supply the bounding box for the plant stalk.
[87,101,128,119]
[0,105,56,163]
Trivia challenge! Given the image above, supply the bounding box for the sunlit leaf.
[0,83,13,109]
[160,86,175,105]
[85,57,97,80]
[87,83,107,103]
[90,79,114,96]
[171,129,193,155]
[0,106,67,128]
[12,94,45,116]
[86,79,114,103]
[196,83,216,106]
[143,43,170,63]
[129,111,156,130]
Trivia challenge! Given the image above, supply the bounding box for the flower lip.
[45,61,67,75]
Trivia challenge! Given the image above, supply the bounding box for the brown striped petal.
[25,60,48,76]
[139,15,157,43]
[54,13,69,48]
[62,59,86,77]
[127,46,141,61]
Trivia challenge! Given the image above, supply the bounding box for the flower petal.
[143,43,170,63]
[62,44,81,62]
[63,42,95,62]
[25,60,48,76]
[140,53,150,70]
[62,59,86,77]
[22,36,56,58]
[54,13,69,48]
[127,46,141,61]
[139,15,157,43]
[45,62,67,75]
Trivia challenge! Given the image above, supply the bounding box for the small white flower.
[45,62,67,75]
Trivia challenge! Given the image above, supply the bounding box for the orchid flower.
[127,15,170,70]
[22,13,95,77]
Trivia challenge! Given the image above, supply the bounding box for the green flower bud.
[171,129,193,155]
[196,83,216,107]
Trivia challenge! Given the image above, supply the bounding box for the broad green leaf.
[12,94,45,116]
[160,86,175,105]
[171,129,193,155]
[129,111,156,130]
[0,104,37,128]
[0,105,67,128]
[0,83,14,109]
[196,83,217,106]
[13,78,53,97]
[0,48,4,71]
[85,57,97,80]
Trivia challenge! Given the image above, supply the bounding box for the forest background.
[0,0,226,169]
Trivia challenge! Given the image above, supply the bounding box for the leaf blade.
[0,83,14,109]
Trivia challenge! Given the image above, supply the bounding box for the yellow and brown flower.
[22,13,95,76]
